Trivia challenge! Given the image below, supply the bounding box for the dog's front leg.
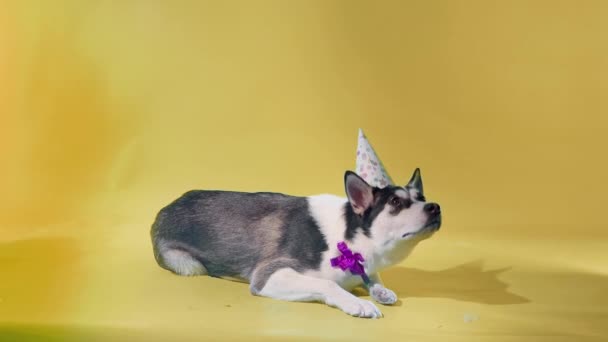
[367,273,398,305]
[253,268,383,318]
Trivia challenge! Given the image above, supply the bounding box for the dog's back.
[150,190,329,284]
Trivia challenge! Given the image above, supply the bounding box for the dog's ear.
[344,171,374,215]
[406,168,424,195]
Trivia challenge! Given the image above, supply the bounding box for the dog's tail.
[152,237,208,277]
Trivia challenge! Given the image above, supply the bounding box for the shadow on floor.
[382,260,530,305]
[0,323,313,342]
[0,237,82,321]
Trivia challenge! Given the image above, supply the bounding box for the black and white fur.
[150,169,441,318]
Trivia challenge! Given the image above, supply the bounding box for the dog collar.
[330,241,371,285]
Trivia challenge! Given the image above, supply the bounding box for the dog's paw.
[370,284,398,305]
[328,294,383,318]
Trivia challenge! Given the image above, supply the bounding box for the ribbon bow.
[330,241,370,285]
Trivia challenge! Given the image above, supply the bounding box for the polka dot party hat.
[356,129,394,188]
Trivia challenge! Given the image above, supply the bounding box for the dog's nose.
[424,203,441,215]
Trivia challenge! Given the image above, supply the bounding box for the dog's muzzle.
[424,202,442,231]
[424,202,441,216]
[401,202,442,238]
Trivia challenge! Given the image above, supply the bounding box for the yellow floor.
[1,218,606,341]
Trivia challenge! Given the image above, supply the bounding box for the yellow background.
[1,1,607,341]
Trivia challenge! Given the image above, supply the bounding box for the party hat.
[356,129,394,188]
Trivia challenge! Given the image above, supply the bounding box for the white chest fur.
[304,195,415,290]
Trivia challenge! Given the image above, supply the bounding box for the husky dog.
[150,169,441,318]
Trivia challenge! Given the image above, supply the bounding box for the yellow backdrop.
[1,1,607,341]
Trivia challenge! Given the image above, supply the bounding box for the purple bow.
[330,241,370,285]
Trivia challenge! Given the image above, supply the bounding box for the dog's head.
[344,169,442,247]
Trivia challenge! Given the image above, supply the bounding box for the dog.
[150,168,441,318]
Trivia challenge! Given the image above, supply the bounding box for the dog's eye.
[390,197,401,206]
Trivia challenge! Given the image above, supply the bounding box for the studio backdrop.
[1,1,607,341]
